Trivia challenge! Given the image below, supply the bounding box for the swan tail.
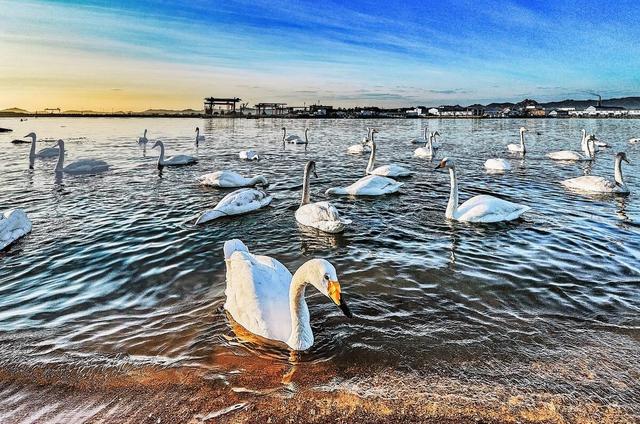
[223,239,249,259]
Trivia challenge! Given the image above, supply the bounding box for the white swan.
[561,152,630,194]
[548,134,595,161]
[409,128,428,144]
[152,140,197,167]
[326,174,402,196]
[195,188,272,224]
[414,131,439,158]
[365,130,411,177]
[26,132,59,159]
[195,127,205,146]
[54,140,109,174]
[198,171,268,188]
[347,128,371,154]
[435,157,530,223]
[239,149,260,161]
[629,137,640,144]
[592,136,609,148]
[507,127,527,153]
[138,129,148,146]
[484,158,512,171]
[222,239,352,350]
[1,209,32,250]
[282,127,306,144]
[295,161,351,233]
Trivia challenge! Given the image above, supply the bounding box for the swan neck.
[301,164,312,205]
[282,128,286,141]
[614,156,625,186]
[305,129,309,143]
[29,136,36,158]
[288,268,313,350]
[446,167,458,219]
[157,143,165,165]
[520,131,526,153]
[55,143,64,171]
[366,137,377,173]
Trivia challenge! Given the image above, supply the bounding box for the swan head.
[433,131,441,137]
[520,127,527,133]
[195,127,199,132]
[55,139,65,148]
[151,140,163,149]
[303,259,352,318]
[434,157,454,170]
[306,160,318,178]
[617,152,630,164]
[24,132,36,139]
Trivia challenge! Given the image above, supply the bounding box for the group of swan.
[347,128,372,154]
[282,127,309,144]
[414,131,439,158]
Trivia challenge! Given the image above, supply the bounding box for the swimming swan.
[195,127,205,147]
[54,140,109,174]
[282,127,307,144]
[26,132,59,159]
[198,171,268,188]
[295,161,351,233]
[414,131,439,158]
[152,140,197,168]
[138,129,148,146]
[239,149,260,161]
[347,128,371,154]
[548,134,596,161]
[507,127,528,153]
[365,130,411,177]
[561,152,630,195]
[326,174,402,196]
[409,128,428,144]
[195,188,272,224]
[629,137,640,144]
[222,239,352,350]
[1,209,32,250]
[435,157,530,223]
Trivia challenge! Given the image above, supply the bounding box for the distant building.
[429,105,484,117]
[584,105,626,117]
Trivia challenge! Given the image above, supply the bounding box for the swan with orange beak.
[223,239,352,351]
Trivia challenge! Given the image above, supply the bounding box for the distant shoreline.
[1,113,639,120]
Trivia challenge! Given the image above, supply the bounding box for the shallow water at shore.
[1,117,639,422]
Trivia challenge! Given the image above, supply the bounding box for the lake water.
[1,117,639,423]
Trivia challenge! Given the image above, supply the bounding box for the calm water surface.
[0,117,639,422]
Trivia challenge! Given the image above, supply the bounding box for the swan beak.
[328,280,353,318]
[434,163,444,170]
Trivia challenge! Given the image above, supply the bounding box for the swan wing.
[484,158,511,170]
[456,195,530,223]
[547,150,584,161]
[507,144,522,152]
[414,147,432,158]
[64,159,109,174]
[0,209,32,250]
[215,188,272,215]
[345,175,402,195]
[166,155,197,165]
[370,165,411,177]
[36,147,59,158]
[223,241,292,342]
[295,202,349,233]
[198,171,249,187]
[561,176,620,193]
[347,144,364,154]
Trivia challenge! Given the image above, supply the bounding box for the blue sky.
[1,0,639,110]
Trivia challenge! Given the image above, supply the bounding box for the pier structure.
[204,97,241,115]
[255,103,287,116]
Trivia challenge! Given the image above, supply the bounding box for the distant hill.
[0,107,30,114]
[141,108,203,115]
[480,96,640,110]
